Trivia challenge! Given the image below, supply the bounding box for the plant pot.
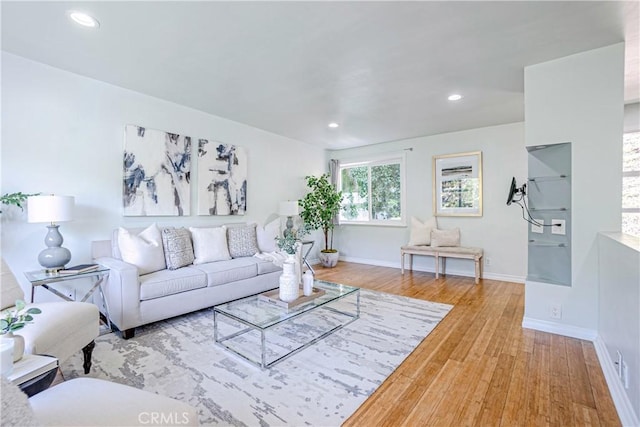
[2,332,25,362]
[319,250,339,268]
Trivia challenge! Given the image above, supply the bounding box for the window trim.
[338,153,407,227]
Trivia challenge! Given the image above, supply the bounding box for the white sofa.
[91,224,284,339]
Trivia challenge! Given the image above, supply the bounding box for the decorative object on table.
[432,151,483,217]
[278,260,298,302]
[298,174,343,268]
[275,224,309,285]
[123,125,191,216]
[259,286,326,309]
[302,270,314,296]
[58,264,100,275]
[279,201,299,238]
[196,140,247,216]
[27,195,74,271]
[1,300,41,362]
[0,192,40,214]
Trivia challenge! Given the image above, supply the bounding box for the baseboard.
[593,336,640,427]
[521,317,598,341]
[339,255,525,283]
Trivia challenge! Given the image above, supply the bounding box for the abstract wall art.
[197,140,247,215]
[123,125,191,216]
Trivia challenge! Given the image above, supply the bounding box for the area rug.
[61,289,452,426]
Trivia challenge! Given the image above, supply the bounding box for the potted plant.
[1,300,41,362]
[0,192,39,213]
[298,174,343,268]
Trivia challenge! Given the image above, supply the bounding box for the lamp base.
[38,224,71,270]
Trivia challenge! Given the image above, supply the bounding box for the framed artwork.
[123,125,191,216]
[197,140,247,215]
[432,151,482,217]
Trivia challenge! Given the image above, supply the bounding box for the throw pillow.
[161,227,194,270]
[430,228,461,247]
[227,224,259,258]
[189,226,231,264]
[408,216,438,246]
[256,218,280,253]
[117,224,166,275]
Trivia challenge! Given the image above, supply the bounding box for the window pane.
[340,166,369,221]
[371,163,401,220]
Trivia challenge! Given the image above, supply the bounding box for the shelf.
[529,207,569,212]
[528,175,569,183]
[528,240,568,248]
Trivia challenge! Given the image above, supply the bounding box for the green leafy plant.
[275,224,310,254]
[1,300,42,334]
[298,174,343,252]
[0,192,40,213]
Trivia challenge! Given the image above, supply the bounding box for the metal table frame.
[214,282,360,369]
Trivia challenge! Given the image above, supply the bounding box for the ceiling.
[2,1,638,150]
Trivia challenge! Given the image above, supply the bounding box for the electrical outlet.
[616,350,623,378]
[531,219,544,234]
[551,219,566,235]
[550,303,562,319]
[485,257,492,266]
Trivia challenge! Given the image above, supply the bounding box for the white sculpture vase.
[279,261,299,302]
[302,270,314,296]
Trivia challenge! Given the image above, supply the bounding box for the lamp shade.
[279,201,299,217]
[27,195,74,224]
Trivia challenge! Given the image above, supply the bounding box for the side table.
[24,267,112,334]
[300,240,315,274]
[7,354,58,397]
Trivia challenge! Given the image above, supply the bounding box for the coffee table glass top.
[214,279,359,329]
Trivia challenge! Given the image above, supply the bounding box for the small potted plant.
[298,174,343,268]
[1,300,41,362]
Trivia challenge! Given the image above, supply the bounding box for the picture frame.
[432,151,483,217]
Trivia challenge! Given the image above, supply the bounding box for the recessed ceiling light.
[68,11,100,28]
[328,123,339,128]
[448,94,463,101]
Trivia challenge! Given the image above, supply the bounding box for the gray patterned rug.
[61,289,452,426]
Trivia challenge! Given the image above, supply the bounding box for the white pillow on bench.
[408,216,438,246]
[431,228,460,247]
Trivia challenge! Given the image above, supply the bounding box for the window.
[339,154,405,225]
[623,131,640,237]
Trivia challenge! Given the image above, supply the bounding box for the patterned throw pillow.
[161,227,194,270]
[227,224,259,258]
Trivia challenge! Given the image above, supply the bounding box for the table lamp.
[279,201,299,238]
[27,195,74,271]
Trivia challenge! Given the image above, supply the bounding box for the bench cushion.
[435,246,483,257]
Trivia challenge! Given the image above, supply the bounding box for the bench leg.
[475,258,480,284]
[435,255,440,279]
[401,251,405,275]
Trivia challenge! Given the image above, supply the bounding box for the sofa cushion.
[139,267,207,301]
[161,227,194,270]
[117,224,166,275]
[256,259,282,275]
[189,226,231,264]
[227,224,259,258]
[256,218,280,253]
[191,258,260,288]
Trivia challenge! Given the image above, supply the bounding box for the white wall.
[597,233,640,425]
[328,122,528,282]
[1,53,326,295]
[523,43,624,338]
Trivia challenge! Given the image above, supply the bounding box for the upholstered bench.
[400,245,484,284]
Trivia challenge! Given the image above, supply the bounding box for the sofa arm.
[94,257,141,332]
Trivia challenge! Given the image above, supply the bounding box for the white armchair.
[1,259,99,373]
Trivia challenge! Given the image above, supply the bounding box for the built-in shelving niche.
[527,142,571,286]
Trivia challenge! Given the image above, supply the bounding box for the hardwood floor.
[314,262,620,427]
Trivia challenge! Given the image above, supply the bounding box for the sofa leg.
[82,341,96,374]
[121,328,135,340]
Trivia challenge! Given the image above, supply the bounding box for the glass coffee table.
[213,279,360,369]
